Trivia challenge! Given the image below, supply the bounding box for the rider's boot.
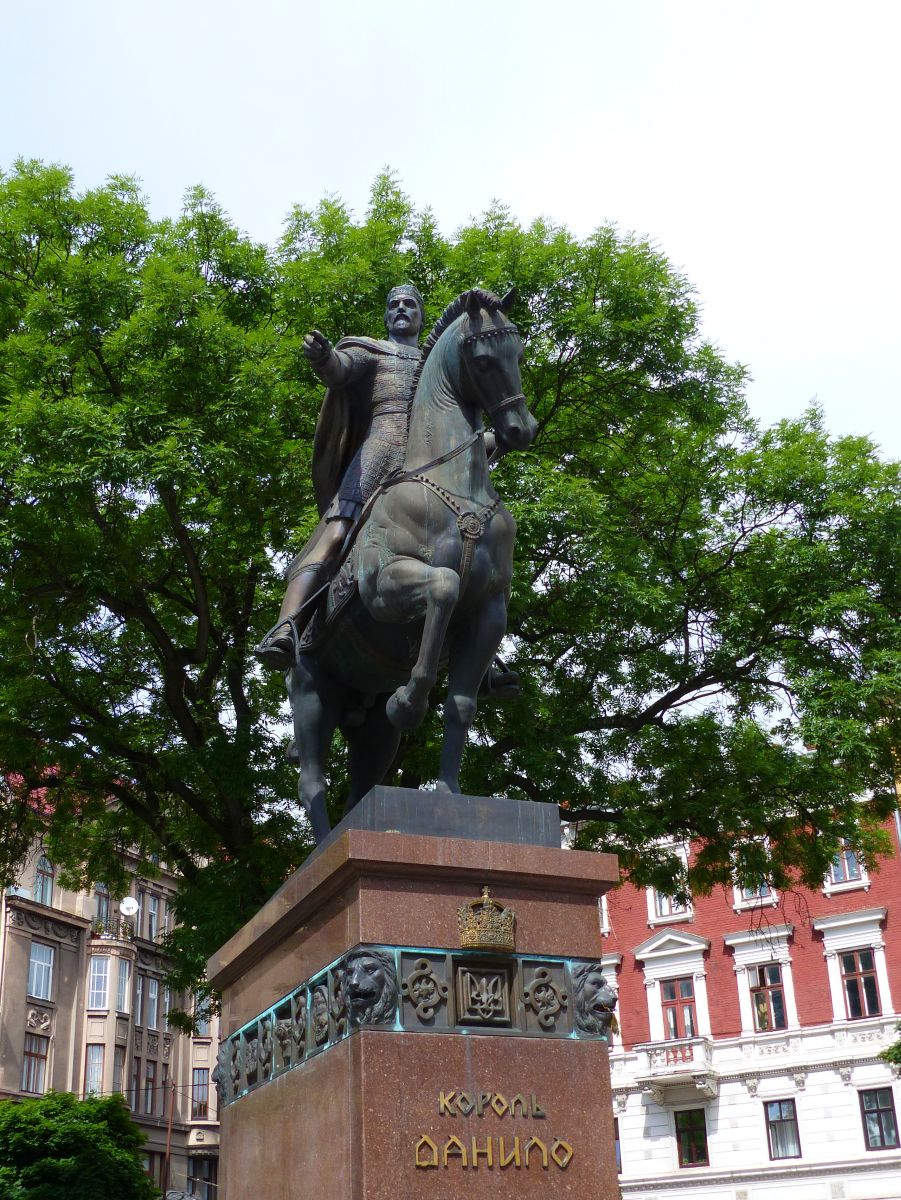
[254,562,330,671]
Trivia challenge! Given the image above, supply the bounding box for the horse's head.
[460,288,538,452]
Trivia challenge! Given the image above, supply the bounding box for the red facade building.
[601,815,901,1198]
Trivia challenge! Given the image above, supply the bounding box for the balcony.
[633,1036,718,1102]
[91,918,136,942]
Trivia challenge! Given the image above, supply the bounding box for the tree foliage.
[0,1092,157,1200]
[1,159,899,986]
[880,1023,901,1068]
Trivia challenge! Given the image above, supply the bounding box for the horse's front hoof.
[386,688,425,731]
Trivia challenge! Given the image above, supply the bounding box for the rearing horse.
[287,288,538,842]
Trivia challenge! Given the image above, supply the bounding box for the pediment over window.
[724,924,793,968]
[812,907,886,953]
[634,928,710,964]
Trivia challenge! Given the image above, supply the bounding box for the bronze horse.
[287,289,538,842]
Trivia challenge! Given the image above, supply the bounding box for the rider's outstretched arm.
[304,330,368,389]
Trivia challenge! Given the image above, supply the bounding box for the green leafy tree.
[1,159,898,990]
[0,1092,157,1200]
[880,1024,901,1068]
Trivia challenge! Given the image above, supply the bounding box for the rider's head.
[385,285,425,342]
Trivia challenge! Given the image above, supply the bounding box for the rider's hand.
[303,330,332,364]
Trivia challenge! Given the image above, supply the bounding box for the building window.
[147,895,159,941]
[192,1068,210,1120]
[194,994,210,1037]
[732,878,779,911]
[27,942,54,1000]
[88,956,110,1009]
[675,1108,709,1167]
[84,1044,104,1097]
[21,1034,49,1094]
[187,1156,218,1200]
[830,843,863,885]
[635,928,711,1041]
[113,1045,126,1096]
[740,881,772,900]
[860,1088,899,1150]
[144,1059,156,1115]
[146,977,159,1030]
[662,977,696,1039]
[144,1151,164,1186]
[813,909,890,1021]
[751,963,787,1031]
[116,957,132,1014]
[842,949,881,1018]
[131,1057,141,1110]
[33,856,54,906]
[614,1117,621,1173]
[765,1099,801,1158]
[135,973,144,1025]
[94,882,110,925]
[136,888,145,937]
[653,891,689,920]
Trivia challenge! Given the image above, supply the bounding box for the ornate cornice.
[215,944,616,1107]
[6,900,86,944]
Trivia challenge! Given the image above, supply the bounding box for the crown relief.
[458,886,516,953]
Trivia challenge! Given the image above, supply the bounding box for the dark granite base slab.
[308,787,560,861]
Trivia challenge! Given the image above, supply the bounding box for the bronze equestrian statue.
[261,287,537,843]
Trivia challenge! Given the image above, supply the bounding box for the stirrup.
[254,616,302,672]
[479,659,520,701]
[254,564,332,671]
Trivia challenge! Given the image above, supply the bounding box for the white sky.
[4,0,900,457]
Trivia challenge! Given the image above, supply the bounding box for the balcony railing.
[634,1036,718,1101]
[647,1037,711,1070]
[91,918,136,941]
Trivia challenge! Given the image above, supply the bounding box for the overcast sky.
[4,0,899,456]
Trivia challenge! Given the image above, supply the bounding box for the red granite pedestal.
[207,803,620,1200]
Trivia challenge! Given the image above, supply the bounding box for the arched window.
[33,857,54,907]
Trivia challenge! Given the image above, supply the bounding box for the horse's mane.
[409,287,503,398]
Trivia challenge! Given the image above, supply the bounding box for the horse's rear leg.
[368,561,460,732]
[438,590,508,794]
[287,661,340,845]
[343,699,402,817]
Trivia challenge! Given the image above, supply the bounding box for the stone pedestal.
[207,790,620,1200]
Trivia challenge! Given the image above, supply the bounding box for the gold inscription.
[471,1136,493,1167]
[552,1140,574,1168]
[413,1135,574,1171]
[415,1136,438,1169]
[524,1136,548,1169]
[498,1136,521,1169]
[443,1135,468,1167]
[415,1088,573,1170]
[437,1089,546,1118]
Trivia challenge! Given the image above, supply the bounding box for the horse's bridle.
[460,323,528,418]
